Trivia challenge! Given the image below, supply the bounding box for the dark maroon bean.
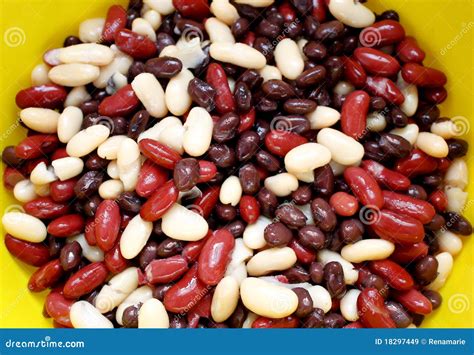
[324,313,346,328]
[370,96,387,111]
[298,225,325,250]
[208,144,236,169]
[2,146,23,167]
[415,103,440,127]
[309,262,324,284]
[257,187,278,217]
[122,305,140,328]
[311,198,337,232]
[282,265,310,283]
[126,8,140,28]
[291,185,312,205]
[110,116,128,135]
[413,255,438,285]
[59,241,82,271]
[255,119,271,141]
[82,114,104,128]
[175,18,204,37]
[283,99,317,115]
[213,112,240,143]
[338,219,364,244]
[296,66,326,87]
[423,173,443,189]
[275,115,310,134]
[128,110,149,140]
[152,284,172,301]
[261,80,295,100]
[407,184,427,200]
[290,0,311,14]
[360,272,388,298]
[275,204,307,229]
[293,287,313,318]
[236,70,263,90]
[255,150,280,173]
[188,78,216,111]
[47,235,63,258]
[173,158,200,191]
[385,301,412,328]
[316,20,344,41]
[444,212,472,235]
[379,10,400,21]
[145,57,182,79]
[152,221,164,238]
[127,61,145,81]
[256,18,280,38]
[138,240,158,269]
[422,290,442,310]
[324,56,344,87]
[303,41,327,62]
[324,261,345,297]
[234,82,251,113]
[255,95,278,112]
[221,63,239,77]
[254,37,274,62]
[225,220,246,238]
[85,153,108,171]
[363,141,387,162]
[236,131,259,161]
[388,106,408,128]
[231,18,250,39]
[156,33,175,54]
[412,314,425,327]
[75,171,105,199]
[117,192,142,213]
[327,231,343,252]
[83,195,102,217]
[447,138,468,159]
[308,86,331,105]
[303,308,325,328]
[425,214,446,232]
[227,303,247,328]
[63,35,82,47]
[157,238,184,258]
[378,133,411,158]
[304,16,319,39]
[343,36,358,54]
[264,222,293,247]
[80,100,100,116]
[215,203,237,222]
[313,165,334,198]
[239,163,260,195]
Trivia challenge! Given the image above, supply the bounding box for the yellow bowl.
[0,0,473,328]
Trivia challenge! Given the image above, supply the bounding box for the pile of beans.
[2,0,472,329]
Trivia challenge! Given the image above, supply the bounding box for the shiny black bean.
[74,171,104,199]
[324,261,345,297]
[293,287,313,318]
[370,96,387,111]
[324,313,346,328]
[255,96,278,112]
[236,70,263,90]
[255,150,280,173]
[264,222,293,247]
[122,305,140,328]
[170,315,187,328]
[128,110,149,140]
[444,212,472,235]
[225,220,246,238]
[231,18,250,39]
[208,144,236,168]
[110,116,128,135]
[379,9,400,21]
[308,86,331,105]
[188,78,216,111]
[117,192,142,214]
[63,35,82,47]
[298,225,325,250]
[343,36,358,54]
[303,41,327,61]
[316,20,344,41]
[234,82,252,113]
[157,238,184,258]
[82,195,102,217]
[80,100,100,116]
[313,165,334,197]
[138,240,158,269]
[406,185,428,200]
[385,301,412,328]
[59,241,82,271]
[378,133,411,158]
[413,255,438,285]
[291,185,312,205]
[156,33,175,54]
[239,163,260,195]
[415,103,440,127]
[2,146,23,167]
[176,19,205,38]
[227,303,247,328]
[213,112,240,143]
[304,16,319,39]
[311,198,337,232]
[324,56,344,86]
[215,202,237,222]
[85,153,108,171]
[363,141,387,162]
[275,204,307,229]
[303,308,325,328]
[309,262,324,284]
[152,284,172,301]
[283,99,317,115]
[236,131,259,161]
[235,4,261,20]
[447,138,469,159]
[261,80,295,100]
[257,187,278,217]
[145,56,182,79]
[47,235,63,258]
[282,265,310,283]
[425,214,446,232]
[173,158,200,191]
[422,290,442,310]
[255,119,271,141]
[295,66,326,87]
[127,61,145,82]
[254,37,274,62]
[338,219,364,244]
[256,18,281,38]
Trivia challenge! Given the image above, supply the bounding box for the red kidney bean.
[98,84,140,117]
[239,196,260,224]
[206,63,235,114]
[369,260,414,291]
[63,262,109,298]
[344,321,363,329]
[198,229,235,286]
[3,167,24,189]
[396,36,425,63]
[365,76,405,105]
[4,234,50,266]
[423,87,448,104]
[329,192,358,217]
[47,214,85,238]
[341,90,370,140]
[428,190,448,213]
[390,242,428,264]
[344,167,384,208]
[173,0,210,20]
[145,255,189,284]
[182,232,210,263]
[238,108,256,133]
[252,316,299,328]
[15,134,59,159]
[94,200,121,252]
[24,197,69,219]
[140,180,179,222]
[343,56,367,88]
[264,130,308,157]
[136,160,168,198]
[104,242,129,274]
[115,29,157,59]
[364,20,405,47]
[288,238,316,264]
[50,178,78,203]
[394,149,438,177]
[311,0,327,22]
[24,158,48,175]
[187,293,213,328]
[401,63,447,88]
[16,84,67,109]
[28,259,64,292]
[45,290,74,327]
[193,186,220,219]
[382,191,436,224]
[392,289,433,315]
[354,48,401,77]
[164,264,209,313]
[102,5,127,43]
[83,218,96,247]
[51,147,69,161]
[139,139,182,170]
[371,209,424,244]
[357,288,396,328]
[59,241,82,271]
[196,160,217,184]
[361,160,410,191]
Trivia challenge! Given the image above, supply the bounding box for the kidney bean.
[392,242,429,266]
[324,261,345,298]
[15,134,59,160]
[104,243,128,274]
[47,214,85,238]
[365,76,405,105]
[313,165,335,197]
[444,212,472,236]
[215,203,237,222]
[357,288,396,328]
[343,56,366,88]
[396,36,425,63]
[63,262,109,298]
[115,29,157,59]
[413,255,438,285]
[208,144,236,168]
[340,90,369,140]
[3,168,23,190]
[236,131,259,162]
[261,80,295,100]
[145,255,189,284]
[139,139,181,170]
[422,290,442,310]
[354,48,400,77]
[363,20,405,47]
[289,238,317,264]
[98,84,139,117]
[264,130,308,157]
[23,197,69,220]
[213,112,240,143]
[192,186,220,219]
[206,63,235,114]
[423,87,448,104]
[144,57,182,80]
[140,180,179,222]
[172,158,199,192]
[369,260,414,291]
[282,265,310,284]
[187,78,216,111]
[361,160,410,192]
[391,289,432,315]
[394,149,438,177]
[371,209,424,244]
[382,191,436,224]
[275,204,307,229]
[4,234,50,266]
[101,5,127,43]
[329,192,358,217]
[298,225,325,250]
[94,200,120,252]
[343,167,383,208]
[252,315,299,329]
[59,241,82,271]
[45,290,74,327]
[173,0,210,20]
[385,301,412,328]
[262,222,292,247]
[402,63,447,88]
[16,84,67,109]
[239,196,260,224]
[2,146,23,167]
[135,160,167,198]
[28,259,63,292]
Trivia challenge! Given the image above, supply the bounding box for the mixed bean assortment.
[2,0,472,329]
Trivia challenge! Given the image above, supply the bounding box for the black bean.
[122,305,140,328]
[138,241,158,269]
[152,284,172,301]
[212,112,240,143]
[156,33,175,54]
[225,220,246,238]
[2,146,23,167]
[63,35,82,47]
[447,138,468,159]
[170,315,188,328]
[231,18,250,39]
[255,150,280,173]
[215,203,237,222]
[309,262,324,284]
[110,116,128,135]
[117,192,142,214]
[188,78,216,111]
[275,204,307,229]
[313,165,334,197]
[324,261,345,297]
[425,214,446,232]
[444,211,472,235]
[236,131,259,161]
[291,185,312,205]
[128,61,145,82]
[261,80,295,100]
[75,171,105,199]
[293,287,313,318]
[323,313,346,328]
[311,198,337,232]
[157,238,184,258]
[85,153,108,171]
[238,163,260,195]
[283,99,317,115]
[422,290,442,310]
[236,70,263,90]
[227,303,247,328]
[298,225,325,250]
[234,82,252,113]
[208,144,236,168]
[145,56,182,79]
[254,37,274,62]
[82,195,102,217]
[264,222,293,246]
[256,18,281,38]
[296,66,326,87]
[413,255,438,285]
[385,301,412,328]
[257,187,278,217]
[316,20,344,41]
[128,110,149,140]
[370,96,387,111]
[338,219,364,244]
[59,241,82,271]
[303,308,325,328]
[282,265,310,283]
[173,158,200,191]
[378,133,411,158]
[407,184,427,200]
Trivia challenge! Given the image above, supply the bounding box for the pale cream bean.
[258,65,282,82]
[68,234,104,262]
[317,128,364,166]
[2,212,47,243]
[67,125,110,157]
[318,249,358,285]
[31,63,51,86]
[297,39,308,60]
[116,286,153,325]
[131,73,167,118]
[430,120,458,139]
[444,186,468,213]
[366,112,387,132]
[390,123,419,145]
[34,183,50,197]
[165,69,194,116]
[109,72,128,92]
[143,10,162,30]
[98,135,128,160]
[119,158,141,192]
[243,216,271,250]
[341,239,395,263]
[58,43,114,66]
[43,49,61,66]
[183,107,213,157]
[107,161,120,179]
[132,18,156,41]
[293,170,314,183]
[407,324,417,328]
[437,231,463,256]
[426,252,453,291]
[227,238,254,272]
[444,158,468,190]
[284,143,331,174]
[397,73,418,117]
[205,17,235,44]
[120,214,153,259]
[49,63,100,87]
[139,116,185,154]
[340,289,361,321]
[219,176,242,206]
[415,132,449,158]
[117,138,140,168]
[330,160,346,176]
[64,86,91,107]
[99,179,124,200]
[210,43,266,69]
[70,301,113,328]
[264,173,298,197]
[95,267,139,313]
[51,157,84,181]
[94,48,133,89]
[210,0,239,25]
[225,262,247,285]
[30,162,57,185]
[274,39,304,80]
[13,180,38,203]
[79,18,105,43]
[211,276,240,323]
[240,277,298,318]
[328,0,375,28]
[58,106,83,143]
[334,81,355,96]
[138,298,169,328]
[227,77,236,93]
[307,286,332,313]
[20,108,59,134]
[161,203,209,241]
[246,247,297,276]
[234,0,274,6]
[306,106,341,129]
[242,312,258,328]
[144,0,175,15]
[160,38,207,70]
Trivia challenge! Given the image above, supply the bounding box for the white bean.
[242,312,258,328]
[49,63,100,87]
[246,247,297,276]
[161,203,209,241]
[334,81,355,96]
[30,162,57,185]
[307,286,332,313]
[444,186,468,213]
[94,48,133,89]
[234,0,274,7]
[58,43,114,66]
[31,63,51,86]
[160,37,207,70]
[225,262,248,285]
[143,10,162,30]
[293,170,315,183]
[144,0,175,15]
[68,234,104,262]
[64,86,91,107]
[98,135,127,160]
[138,298,169,328]
[426,252,453,291]
[284,143,332,174]
[139,116,185,154]
[240,277,298,318]
[258,65,282,82]
[132,18,156,41]
[341,239,395,263]
[211,276,240,322]
[366,112,387,132]
[390,123,419,145]
[210,43,266,69]
[98,179,124,200]
[120,214,153,259]
[430,119,458,139]
[297,39,308,60]
[2,212,47,243]
[183,107,213,157]
[415,132,449,158]
[227,238,253,274]
[131,73,167,118]
[243,216,271,250]
[67,125,110,157]
[57,107,83,143]
[13,180,37,203]
[107,161,120,179]
[20,108,59,134]
[397,73,418,117]
[318,249,358,285]
[70,301,113,328]
[437,231,463,256]
[119,157,141,192]
[116,286,153,325]
[51,157,84,181]
[165,69,194,116]
[306,106,341,129]
[79,18,105,43]
[444,158,468,190]
[264,173,299,197]
[219,176,242,206]
[95,267,139,313]
[274,39,304,80]
[317,128,364,165]
[328,0,375,28]
[205,17,235,44]
[117,138,140,168]
[210,0,239,25]
[340,289,361,321]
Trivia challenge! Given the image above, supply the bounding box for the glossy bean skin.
[264,222,293,247]
[396,36,425,63]
[98,84,139,117]
[444,212,472,236]
[283,99,317,115]
[115,29,157,59]
[63,262,109,298]
[145,57,183,79]
[357,288,396,328]
[104,243,129,274]
[288,238,316,265]
[139,139,182,170]
[341,90,370,140]
[329,192,358,217]
[188,78,216,111]
[390,242,428,264]
[128,110,150,140]
[182,233,210,263]
[344,167,384,208]
[313,165,334,197]
[206,63,235,114]
[193,186,220,219]
[95,200,121,252]
[402,63,447,88]
[16,84,67,109]
[47,214,85,238]
[102,5,127,42]
[198,229,235,286]
[173,0,210,20]
[385,301,413,328]
[369,260,414,291]
[28,259,64,292]
[252,316,299,328]
[45,290,74,327]
[50,178,78,202]
[15,135,59,159]
[392,289,433,315]
[59,241,82,271]
[343,56,367,88]
[173,158,200,191]
[239,196,260,224]
[145,255,189,284]
[382,191,436,224]
[365,77,404,105]
[324,261,345,298]
[364,20,405,47]
[354,48,400,77]
[140,180,179,222]
[371,210,424,245]
[4,234,50,266]
[276,204,307,229]
[264,130,308,157]
[394,149,438,177]
[361,160,410,191]
[24,197,70,219]
[75,171,105,199]
[136,160,168,198]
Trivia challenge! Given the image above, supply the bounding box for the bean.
[15,134,59,160]
[283,99,317,115]
[340,90,369,140]
[413,255,439,285]
[323,261,345,298]
[382,191,436,224]
[392,289,432,315]
[298,225,325,250]
[422,290,442,310]
[49,64,100,87]
[284,143,331,175]
[210,42,266,69]
[122,305,140,328]
[357,288,395,328]
[317,128,364,165]
[402,63,447,88]
[303,308,325,328]
[183,107,214,157]
[296,66,327,88]
[310,198,337,232]
[2,212,47,243]
[236,131,259,162]
[247,247,297,276]
[119,214,153,260]
[444,212,472,236]
[292,287,313,318]
[265,130,308,157]
[447,139,469,159]
[264,173,299,197]
[313,165,334,197]
[63,262,108,298]
[4,234,50,266]
[275,39,304,80]
[385,301,413,328]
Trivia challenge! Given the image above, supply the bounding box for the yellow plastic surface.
[0,0,473,328]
